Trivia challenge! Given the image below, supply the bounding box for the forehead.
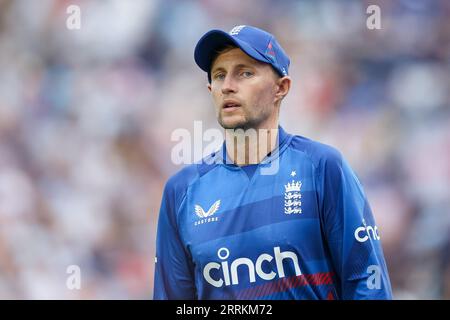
[211,47,266,71]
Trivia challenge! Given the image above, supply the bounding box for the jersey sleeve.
[318,150,393,300]
[153,179,197,300]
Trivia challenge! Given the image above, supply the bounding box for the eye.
[241,71,253,78]
[213,72,225,80]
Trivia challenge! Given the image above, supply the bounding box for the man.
[153,25,392,300]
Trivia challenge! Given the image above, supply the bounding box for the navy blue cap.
[194,25,290,79]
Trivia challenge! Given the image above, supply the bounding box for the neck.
[224,124,279,166]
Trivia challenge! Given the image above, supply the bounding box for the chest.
[178,162,320,251]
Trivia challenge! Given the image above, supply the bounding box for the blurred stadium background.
[0,0,449,299]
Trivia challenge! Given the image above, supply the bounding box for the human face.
[208,48,281,130]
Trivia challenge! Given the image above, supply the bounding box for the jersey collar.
[210,125,292,168]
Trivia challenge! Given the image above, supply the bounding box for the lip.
[222,99,241,112]
[222,106,240,113]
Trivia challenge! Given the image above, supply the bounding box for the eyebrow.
[211,63,255,74]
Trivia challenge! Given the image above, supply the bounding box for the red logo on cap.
[266,41,276,59]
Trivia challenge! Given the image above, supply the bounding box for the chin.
[220,122,256,131]
[218,114,263,131]
[219,118,248,130]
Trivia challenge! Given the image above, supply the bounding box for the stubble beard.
[218,106,271,131]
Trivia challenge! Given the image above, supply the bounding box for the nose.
[221,74,237,95]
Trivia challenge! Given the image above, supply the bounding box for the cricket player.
[153,25,392,300]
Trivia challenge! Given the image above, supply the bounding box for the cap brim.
[194,30,270,73]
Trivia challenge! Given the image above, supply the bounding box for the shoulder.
[288,134,344,170]
[164,164,198,196]
[163,158,218,199]
[288,134,364,207]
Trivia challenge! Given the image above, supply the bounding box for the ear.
[207,83,212,92]
[274,76,291,103]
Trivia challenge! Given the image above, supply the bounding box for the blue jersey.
[153,126,392,300]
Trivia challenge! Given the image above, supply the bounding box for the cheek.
[252,83,276,107]
[210,87,222,105]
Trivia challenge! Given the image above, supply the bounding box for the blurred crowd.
[0,0,449,299]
